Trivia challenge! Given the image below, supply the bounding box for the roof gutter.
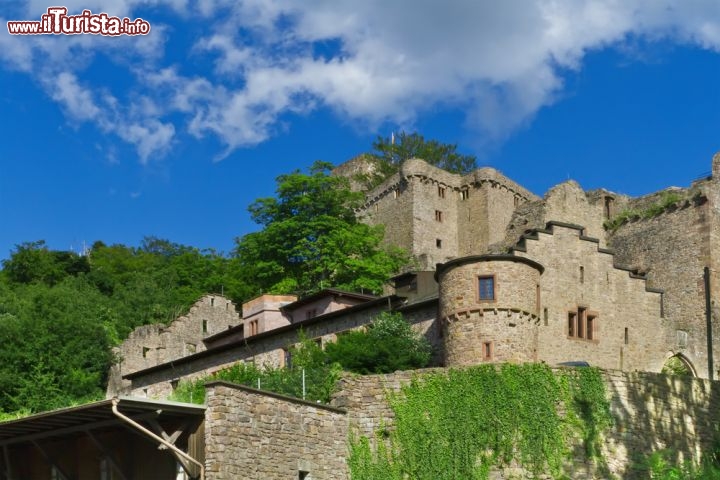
[111,398,204,480]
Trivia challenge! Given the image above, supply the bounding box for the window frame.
[476,275,496,302]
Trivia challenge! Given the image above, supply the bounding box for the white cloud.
[4,0,720,161]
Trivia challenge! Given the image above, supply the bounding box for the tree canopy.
[357,132,478,188]
[234,161,409,296]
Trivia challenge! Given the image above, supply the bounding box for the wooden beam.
[31,441,74,480]
[84,431,130,480]
[147,419,188,449]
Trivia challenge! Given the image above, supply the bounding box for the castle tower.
[437,255,543,366]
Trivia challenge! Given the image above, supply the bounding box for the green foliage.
[235,161,409,296]
[349,364,613,480]
[662,356,694,376]
[604,191,684,232]
[170,332,342,404]
[635,450,720,479]
[2,240,89,286]
[325,312,432,374]
[358,132,477,189]
[0,237,254,414]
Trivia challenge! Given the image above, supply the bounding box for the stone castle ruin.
[6,153,720,480]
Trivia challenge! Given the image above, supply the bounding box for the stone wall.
[331,368,720,479]
[205,381,348,480]
[107,295,242,396]
[355,158,539,270]
[124,299,440,399]
[609,192,715,378]
[438,256,542,366]
[516,223,669,373]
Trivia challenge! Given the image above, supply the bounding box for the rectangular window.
[435,210,443,222]
[460,189,469,200]
[568,312,576,337]
[483,341,493,360]
[586,315,595,340]
[543,307,549,326]
[438,186,446,198]
[284,348,292,369]
[478,276,495,301]
[624,327,629,345]
[577,307,586,339]
[436,238,442,248]
[202,320,208,333]
[142,347,150,358]
[393,189,399,199]
[579,266,584,284]
[250,320,259,336]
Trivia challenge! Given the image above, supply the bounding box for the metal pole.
[302,368,306,400]
[705,267,714,381]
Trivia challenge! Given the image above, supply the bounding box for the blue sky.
[1,1,719,260]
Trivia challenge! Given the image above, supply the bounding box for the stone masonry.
[331,367,720,479]
[205,381,348,479]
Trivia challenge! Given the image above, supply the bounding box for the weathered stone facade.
[331,368,720,479]
[205,382,348,479]
[107,294,242,396]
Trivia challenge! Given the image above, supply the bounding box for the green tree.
[3,241,89,286]
[325,312,432,374]
[359,132,477,188]
[235,161,408,296]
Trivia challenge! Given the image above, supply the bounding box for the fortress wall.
[609,197,713,378]
[332,368,720,479]
[206,382,348,480]
[515,224,668,373]
[107,295,241,396]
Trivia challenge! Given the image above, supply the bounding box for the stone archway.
[662,354,697,377]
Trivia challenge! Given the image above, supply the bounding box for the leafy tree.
[3,241,89,286]
[235,161,408,296]
[359,132,477,188]
[325,312,432,374]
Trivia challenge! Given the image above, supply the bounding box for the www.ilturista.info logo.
[7,7,151,35]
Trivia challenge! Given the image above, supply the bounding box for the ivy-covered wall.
[332,367,720,479]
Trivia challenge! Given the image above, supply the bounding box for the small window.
[624,327,629,345]
[393,189,399,199]
[478,276,495,301]
[435,210,443,222]
[374,203,379,212]
[514,196,520,207]
[210,297,215,306]
[543,307,549,326]
[577,307,586,339]
[579,266,585,284]
[436,238,442,248]
[438,186,446,198]
[299,471,310,480]
[460,189,469,200]
[202,320,208,333]
[586,315,595,340]
[250,320,259,336]
[142,347,150,358]
[604,196,613,219]
[284,348,293,369]
[568,312,576,337]
[483,341,493,360]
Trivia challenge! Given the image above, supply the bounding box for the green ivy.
[604,191,684,232]
[349,364,613,480]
